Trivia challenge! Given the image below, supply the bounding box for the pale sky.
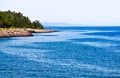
[1,0,120,26]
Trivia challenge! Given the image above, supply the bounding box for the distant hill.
[42,22,81,26]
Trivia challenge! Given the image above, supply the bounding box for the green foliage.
[31,20,44,29]
[0,10,44,29]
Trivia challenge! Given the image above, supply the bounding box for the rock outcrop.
[0,29,33,38]
[26,28,57,33]
[0,28,57,38]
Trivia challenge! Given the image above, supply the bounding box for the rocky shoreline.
[0,28,57,38]
[26,28,58,33]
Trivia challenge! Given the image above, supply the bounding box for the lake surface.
[0,26,120,78]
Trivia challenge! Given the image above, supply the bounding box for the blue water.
[0,26,120,78]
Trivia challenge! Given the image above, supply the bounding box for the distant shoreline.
[0,28,57,38]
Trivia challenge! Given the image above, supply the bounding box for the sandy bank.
[0,28,57,38]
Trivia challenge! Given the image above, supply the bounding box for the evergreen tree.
[32,20,44,29]
[0,10,44,29]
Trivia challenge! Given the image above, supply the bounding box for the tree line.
[0,10,44,29]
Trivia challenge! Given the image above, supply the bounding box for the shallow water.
[0,26,120,78]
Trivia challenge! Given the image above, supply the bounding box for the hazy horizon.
[1,0,120,26]
[42,22,120,26]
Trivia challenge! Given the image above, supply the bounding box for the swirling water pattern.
[0,26,120,78]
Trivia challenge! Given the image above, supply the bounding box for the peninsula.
[0,10,56,38]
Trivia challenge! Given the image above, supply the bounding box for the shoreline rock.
[26,28,58,33]
[0,28,57,38]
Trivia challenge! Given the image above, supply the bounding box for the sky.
[1,0,120,26]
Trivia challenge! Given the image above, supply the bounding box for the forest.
[0,10,44,29]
